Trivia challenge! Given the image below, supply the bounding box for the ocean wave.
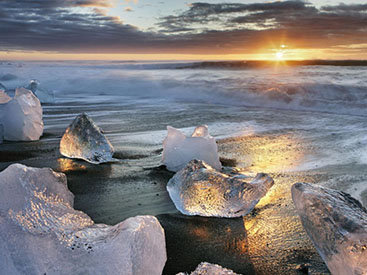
[179,60,367,69]
[1,62,366,117]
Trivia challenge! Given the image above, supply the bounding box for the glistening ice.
[60,113,115,164]
[163,125,221,172]
[0,164,167,275]
[292,182,367,275]
[167,159,274,217]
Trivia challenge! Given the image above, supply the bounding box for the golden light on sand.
[218,133,305,174]
[57,158,86,172]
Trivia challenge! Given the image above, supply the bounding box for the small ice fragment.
[0,163,167,275]
[60,113,115,164]
[177,262,241,275]
[292,182,367,275]
[162,125,221,172]
[27,79,55,103]
[167,159,274,217]
[2,88,43,141]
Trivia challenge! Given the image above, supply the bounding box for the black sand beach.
[0,100,337,274]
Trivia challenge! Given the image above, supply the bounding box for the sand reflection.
[157,214,255,274]
[218,132,329,273]
[57,158,87,172]
[219,133,305,173]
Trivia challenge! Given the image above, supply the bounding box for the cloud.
[157,1,367,50]
[0,0,163,53]
[0,0,366,55]
[124,7,134,12]
[321,3,367,12]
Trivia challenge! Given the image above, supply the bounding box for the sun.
[275,51,284,60]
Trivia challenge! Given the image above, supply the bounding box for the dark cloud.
[321,3,367,12]
[157,1,367,51]
[0,0,366,55]
[0,0,165,53]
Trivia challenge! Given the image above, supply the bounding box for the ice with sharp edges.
[27,79,55,103]
[162,125,222,172]
[177,262,241,275]
[0,163,167,275]
[1,88,43,141]
[292,182,367,275]
[167,159,274,217]
[60,113,115,164]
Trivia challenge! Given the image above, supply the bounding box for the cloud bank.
[0,0,366,55]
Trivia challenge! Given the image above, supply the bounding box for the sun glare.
[275,51,284,60]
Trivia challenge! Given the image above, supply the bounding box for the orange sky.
[2,46,366,61]
[1,0,367,61]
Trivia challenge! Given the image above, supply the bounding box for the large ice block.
[60,113,115,164]
[0,164,167,275]
[162,125,221,172]
[177,262,240,275]
[167,159,274,217]
[1,88,43,141]
[27,79,55,103]
[292,182,367,275]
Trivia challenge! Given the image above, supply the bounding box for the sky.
[0,0,366,60]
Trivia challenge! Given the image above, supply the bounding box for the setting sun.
[275,51,284,60]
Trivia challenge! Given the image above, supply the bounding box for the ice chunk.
[1,88,43,141]
[0,163,167,275]
[27,79,55,103]
[177,262,240,275]
[167,159,274,217]
[292,182,367,275]
[163,125,221,172]
[60,113,115,164]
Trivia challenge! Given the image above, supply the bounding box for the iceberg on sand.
[292,182,367,275]
[27,79,55,103]
[0,164,167,275]
[177,262,240,275]
[60,113,115,164]
[163,125,221,172]
[0,88,43,141]
[167,159,274,217]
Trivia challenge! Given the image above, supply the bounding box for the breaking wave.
[0,61,366,117]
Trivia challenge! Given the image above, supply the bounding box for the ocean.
[1,60,366,274]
